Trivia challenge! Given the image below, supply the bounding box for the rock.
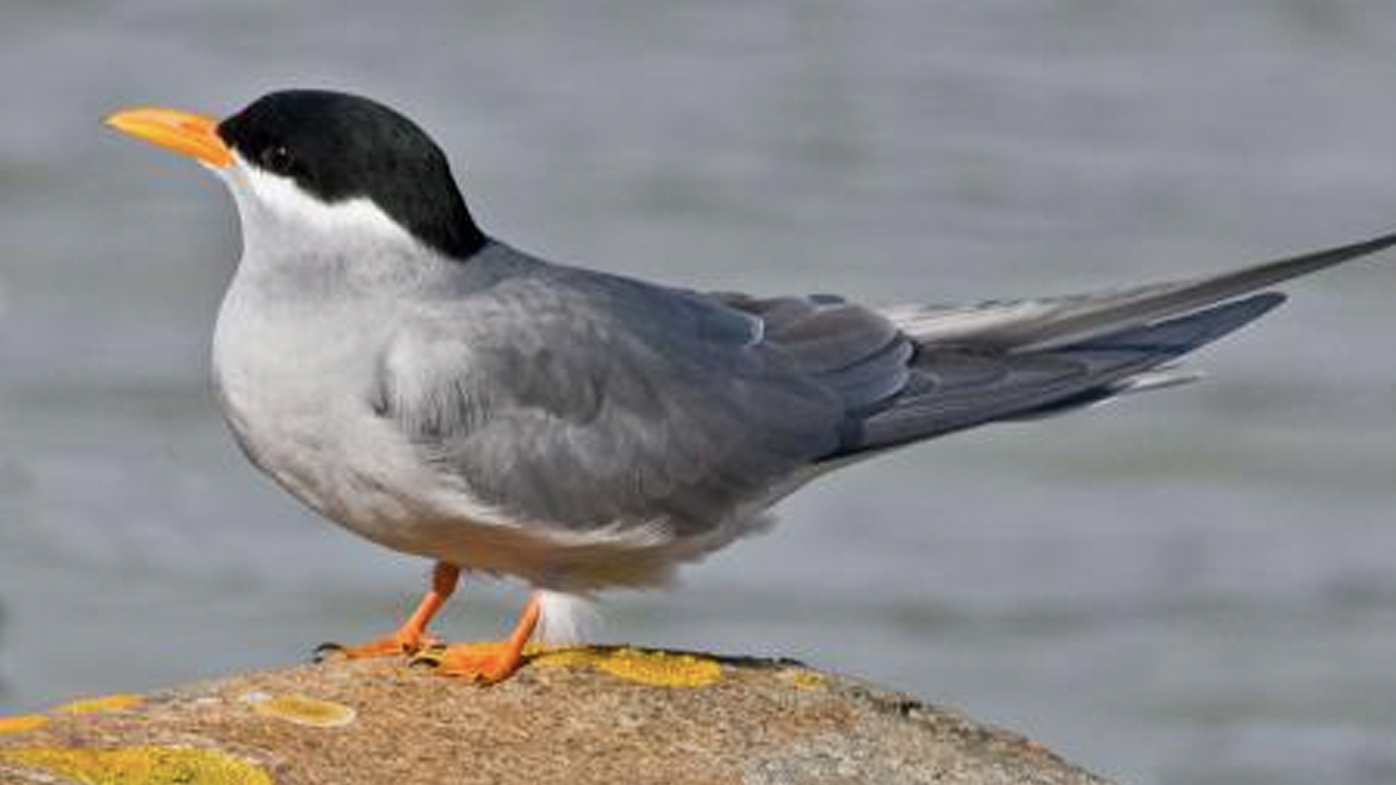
[0,647,1113,784]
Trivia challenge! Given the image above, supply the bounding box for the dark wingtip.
[1068,292,1290,355]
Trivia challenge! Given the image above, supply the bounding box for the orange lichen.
[56,694,145,715]
[249,693,357,728]
[0,746,272,785]
[0,715,49,735]
[534,647,723,688]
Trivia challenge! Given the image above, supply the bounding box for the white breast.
[212,280,406,538]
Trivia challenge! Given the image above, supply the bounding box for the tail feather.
[883,230,1396,351]
[536,590,599,646]
[842,293,1286,455]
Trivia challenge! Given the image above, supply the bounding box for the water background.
[2,2,1395,783]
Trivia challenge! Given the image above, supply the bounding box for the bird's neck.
[409,193,488,261]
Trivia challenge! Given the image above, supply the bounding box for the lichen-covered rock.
[0,647,1113,784]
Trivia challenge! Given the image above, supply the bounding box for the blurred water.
[2,2,1395,783]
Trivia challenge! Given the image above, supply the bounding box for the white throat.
[214,154,424,271]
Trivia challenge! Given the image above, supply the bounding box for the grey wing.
[377,270,904,538]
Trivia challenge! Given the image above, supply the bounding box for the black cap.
[217,90,487,260]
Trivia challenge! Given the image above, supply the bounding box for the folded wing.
[377,267,896,538]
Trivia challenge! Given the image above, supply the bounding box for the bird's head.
[106,90,486,260]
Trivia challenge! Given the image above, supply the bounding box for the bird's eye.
[260,145,294,174]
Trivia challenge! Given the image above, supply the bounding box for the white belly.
[212,292,414,542]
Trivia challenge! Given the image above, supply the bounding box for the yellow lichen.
[534,646,723,687]
[250,693,357,728]
[596,649,723,687]
[0,715,49,735]
[1,747,272,785]
[779,669,828,690]
[55,694,145,715]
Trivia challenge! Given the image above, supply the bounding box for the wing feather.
[378,267,906,538]
[850,293,1285,452]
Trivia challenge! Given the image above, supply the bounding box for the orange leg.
[411,592,541,684]
[316,562,461,660]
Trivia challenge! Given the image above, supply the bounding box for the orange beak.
[105,107,233,168]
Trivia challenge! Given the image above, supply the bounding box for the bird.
[106,89,1394,684]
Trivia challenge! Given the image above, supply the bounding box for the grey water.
[2,2,1395,783]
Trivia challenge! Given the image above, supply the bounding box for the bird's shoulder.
[394,243,771,371]
[379,243,915,435]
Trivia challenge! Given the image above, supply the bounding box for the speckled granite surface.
[0,648,1113,784]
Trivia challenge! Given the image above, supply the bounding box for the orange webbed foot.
[409,593,542,685]
[411,641,527,684]
[314,630,441,662]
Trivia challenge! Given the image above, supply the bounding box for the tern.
[106,89,1394,683]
